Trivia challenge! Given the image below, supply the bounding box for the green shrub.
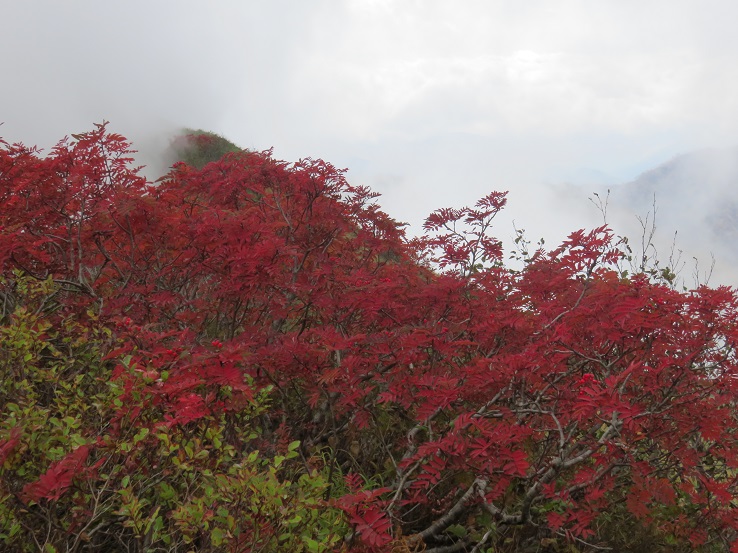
[0,276,349,552]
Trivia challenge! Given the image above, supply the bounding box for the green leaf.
[133,427,149,444]
[304,537,323,553]
[211,527,225,546]
[144,507,161,535]
[446,524,467,538]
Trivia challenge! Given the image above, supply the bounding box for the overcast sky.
[3,1,738,281]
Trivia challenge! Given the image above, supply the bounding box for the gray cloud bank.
[3,1,738,284]
[594,149,738,287]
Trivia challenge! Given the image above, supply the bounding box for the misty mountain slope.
[590,147,738,285]
[621,148,738,218]
[166,129,244,169]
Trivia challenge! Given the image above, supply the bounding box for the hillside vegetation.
[169,129,244,169]
[2,124,738,552]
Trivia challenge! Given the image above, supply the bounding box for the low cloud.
[4,2,738,284]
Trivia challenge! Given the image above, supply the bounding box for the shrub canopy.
[2,124,738,552]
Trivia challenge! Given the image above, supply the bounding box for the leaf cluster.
[2,125,738,552]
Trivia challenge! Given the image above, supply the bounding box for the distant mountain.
[621,147,738,204]
[602,147,738,285]
[621,148,738,245]
[166,129,244,169]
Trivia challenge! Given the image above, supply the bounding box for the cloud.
[4,1,738,284]
[1,2,251,173]
[283,2,720,141]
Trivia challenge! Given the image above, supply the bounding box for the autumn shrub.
[2,124,738,552]
[0,275,349,552]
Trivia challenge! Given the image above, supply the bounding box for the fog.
[3,2,738,285]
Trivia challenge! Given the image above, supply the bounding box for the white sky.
[3,1,738,278]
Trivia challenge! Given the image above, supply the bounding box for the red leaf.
[0,428,21,466]
[351,507,393,547]
[21,445,90,503]
[547,511,566,529]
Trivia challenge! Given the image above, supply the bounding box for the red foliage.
[0,427,21,467]
[21,446,91,503]
[336,485,393,550]
[3,124,738,550]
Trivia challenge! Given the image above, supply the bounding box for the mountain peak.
[167,129,243,169]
